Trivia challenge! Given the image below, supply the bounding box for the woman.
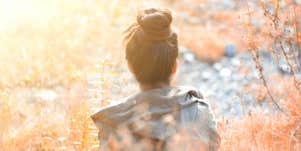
[91,8,220,151]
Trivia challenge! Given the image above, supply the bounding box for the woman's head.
[123,8,178,85]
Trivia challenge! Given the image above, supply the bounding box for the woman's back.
[91,86,220,151]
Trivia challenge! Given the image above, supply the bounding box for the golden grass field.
[0,0,300,150]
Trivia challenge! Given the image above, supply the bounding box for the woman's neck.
[139,82,170,91]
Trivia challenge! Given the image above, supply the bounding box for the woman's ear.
[172,59,178,74]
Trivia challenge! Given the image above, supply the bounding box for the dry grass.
[219,79,301,151]
[0,0,300,151]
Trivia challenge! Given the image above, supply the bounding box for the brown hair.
[123,8,178,84]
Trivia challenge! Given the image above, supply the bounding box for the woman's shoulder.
[90,85,210,126]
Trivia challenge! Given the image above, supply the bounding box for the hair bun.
[137,8,173,41]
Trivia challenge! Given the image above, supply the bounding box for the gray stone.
[219,68,232,77]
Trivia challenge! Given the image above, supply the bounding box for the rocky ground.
[176,46,294,119]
